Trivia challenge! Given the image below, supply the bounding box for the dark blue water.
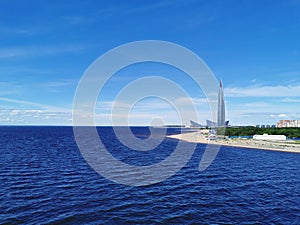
[1,126,299,224]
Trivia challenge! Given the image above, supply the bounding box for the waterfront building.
[190,120,206,128]
[277,120,300,128]
[253,134,286,141]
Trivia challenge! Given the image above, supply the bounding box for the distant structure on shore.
[253,134,286,141]
[256,124,276,128]
[277,120,300,128]
[190,80,229,128]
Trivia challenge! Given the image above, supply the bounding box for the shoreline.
[167,131,300,154]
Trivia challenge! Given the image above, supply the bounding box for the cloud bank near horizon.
[1,82,299,126]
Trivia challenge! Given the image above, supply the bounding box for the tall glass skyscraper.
[217,80,225,127]
[190,80,228,128]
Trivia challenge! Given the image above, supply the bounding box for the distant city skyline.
[0,0,299,126]
[277,120,300,128]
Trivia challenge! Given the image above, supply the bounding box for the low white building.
[253,133,286,141]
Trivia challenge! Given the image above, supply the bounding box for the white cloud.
[0,108,71,125]
[0,97,72,125]
[45,79,77,88]
[280,98,300,103]
[0,27,38,36]
[92,97,212,126]
[175,97,209,105]
[269,114,289,119]
[225,96,300,125]
[0,82,23,96]
[97,97,209,112]
[225,84,300,97]
[0,44,87,59]
[278,113,287,118]
[0,97,69,112]
[127,0,195,13]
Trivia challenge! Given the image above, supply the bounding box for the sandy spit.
[167,132,300,154]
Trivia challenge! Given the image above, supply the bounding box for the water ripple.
[0,127,299,224]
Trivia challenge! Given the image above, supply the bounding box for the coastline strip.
[167,132,300,154]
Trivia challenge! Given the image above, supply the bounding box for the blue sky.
[0,0,300,125]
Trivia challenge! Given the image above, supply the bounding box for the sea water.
[1,126,299,224]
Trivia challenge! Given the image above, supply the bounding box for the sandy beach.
[167,131,300,154]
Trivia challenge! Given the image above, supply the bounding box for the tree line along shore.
[223,127,300,139]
